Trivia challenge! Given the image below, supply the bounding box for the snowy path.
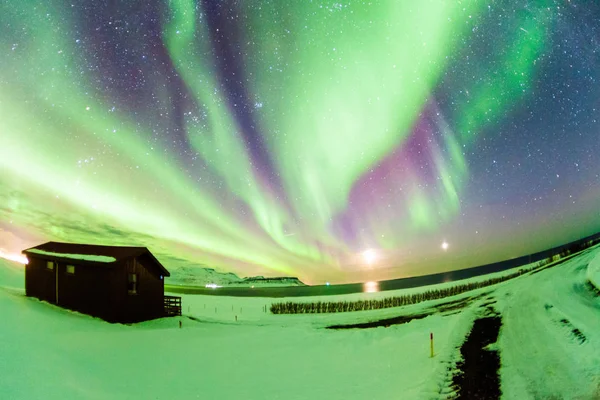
[450,297,502,399]
[496,248,600,399]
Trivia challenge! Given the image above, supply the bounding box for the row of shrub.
[271,269,530,315]
[271,237,600,315]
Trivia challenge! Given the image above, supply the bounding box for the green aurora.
[1,0,599,283]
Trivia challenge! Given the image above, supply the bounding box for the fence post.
[430,332,434,358]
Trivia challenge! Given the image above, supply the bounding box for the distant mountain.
[169,265,243,287]
[236,276,306,287]
[168,265,306,287]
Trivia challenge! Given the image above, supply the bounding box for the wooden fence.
[164,295,182,316]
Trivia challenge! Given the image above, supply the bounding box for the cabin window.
[128,273,137,294]
[46,261,54,270]
[66,265,75,274]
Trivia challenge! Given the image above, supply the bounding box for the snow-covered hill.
[236,276,306,287]
[168,265,306,287]
[169,265,244,286]
[0,257,24,291]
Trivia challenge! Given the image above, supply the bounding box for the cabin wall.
[25,256,113,320]
[58,262,112,320]
[25,254,166,323]
[25,257,56,303]
[110,256,165,323]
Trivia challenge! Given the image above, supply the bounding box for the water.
[165,232,600,298]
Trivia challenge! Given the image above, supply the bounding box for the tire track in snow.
[451,299,502,399]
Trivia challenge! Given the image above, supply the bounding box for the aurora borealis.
[1,1,599,284]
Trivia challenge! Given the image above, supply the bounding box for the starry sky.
[1,0,599,284]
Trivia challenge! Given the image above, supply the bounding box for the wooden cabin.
[22,242,181,323]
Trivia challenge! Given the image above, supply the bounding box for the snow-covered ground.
[587,250,600,290]
[0,257,24,293]
[0,258,476,399]
[496,247,600,399]
[1,247,599,399]
[170,260,540,327]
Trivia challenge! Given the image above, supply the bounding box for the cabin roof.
[22,241,170,277]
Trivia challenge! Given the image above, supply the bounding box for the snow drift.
[587,250,600,291]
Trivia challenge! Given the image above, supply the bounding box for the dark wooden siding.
[25,257,56,304]
[25,255,166,323]
[25,256,114,320]
[57,261,113,321]
[109,255,165,323]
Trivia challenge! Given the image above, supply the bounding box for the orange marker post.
[430,332,434,358]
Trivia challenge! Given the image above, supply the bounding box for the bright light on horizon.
[205,283,221,289]
[0,250,28,265]
[441,241,449,251]
[363,281,379,293]
[362,249,378,265]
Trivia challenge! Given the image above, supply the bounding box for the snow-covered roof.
[27,249,116,263]
[22,241,170,276]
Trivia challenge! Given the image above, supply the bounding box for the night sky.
[1,0,599,284]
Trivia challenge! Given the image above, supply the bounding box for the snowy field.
[1,247,599,399]
[171,259,545,327]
